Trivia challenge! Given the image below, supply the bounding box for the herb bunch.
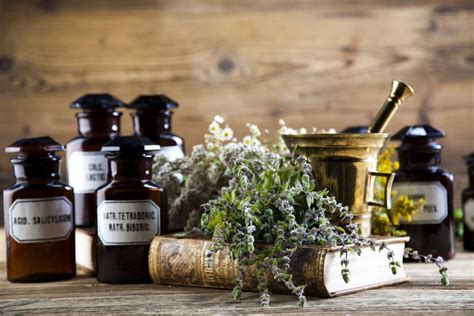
[154,117,449,307]
[198,119,398,307]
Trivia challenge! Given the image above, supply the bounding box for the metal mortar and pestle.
[283,80,414,236]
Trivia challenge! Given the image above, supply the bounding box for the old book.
[149,236,409,297]
[75,227,97,276]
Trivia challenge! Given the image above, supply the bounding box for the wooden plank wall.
[0,0,473,224]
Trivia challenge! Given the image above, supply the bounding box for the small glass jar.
[462,152,474,251]
[128,95,185,161]
[392,125,455,259]
[96,136,167,283]
[66,94,125,228]
[3,137,76,282]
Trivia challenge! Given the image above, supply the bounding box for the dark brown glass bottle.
[462,152,474,251]
[128,95,185,160]
[66,94,125,228]
[96,136,167,283]
[393,125,455,259]
[3,137,76,282]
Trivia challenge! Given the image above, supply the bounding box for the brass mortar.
[283,133,394,236]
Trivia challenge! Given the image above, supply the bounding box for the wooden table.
[0,231,473,314]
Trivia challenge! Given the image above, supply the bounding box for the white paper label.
[97,200,160,245]
[464,199,474,231]
[393,181,448,224]
[67,151,108,193]
[9,197,73,243]
[158,146,185,161]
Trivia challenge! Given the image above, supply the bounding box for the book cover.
[149,235,409,297]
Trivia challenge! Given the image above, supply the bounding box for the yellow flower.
[371,145,425,236]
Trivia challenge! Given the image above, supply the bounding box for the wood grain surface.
[0,0,473,225]
[0,230,473,314]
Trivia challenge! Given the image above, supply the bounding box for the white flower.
[298,128,307,134]
[172,172,184,184]
[278,119,286,126]
[213,115,224,124]
[206,142,215,151]
[243,135,253,145]
[281,126,297,135]
[251,138,261,146]
[221,127,234,141]
[208,121,220,135]
[328,128,336,134]
[247,123,261,137]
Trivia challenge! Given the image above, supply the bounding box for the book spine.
[148,236,328,297]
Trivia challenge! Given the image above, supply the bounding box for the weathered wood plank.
[0,0,472,226]
[0,229,473,314]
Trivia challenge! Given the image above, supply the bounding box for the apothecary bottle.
[392,125,455,259]
[66,94,125,228]
[462,152,474,251]
[3,137,76,282]
[128,95,185,161]
[96,136,167,283]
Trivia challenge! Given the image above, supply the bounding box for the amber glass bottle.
[462,153,474,251]
[128,95,185,160]
[392,125,455,259]
[67,94,125,228]
[96,136,167,283]
[3,137,76,282]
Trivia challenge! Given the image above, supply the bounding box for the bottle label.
[393,181,448,224]
[97,200,160,245]
[68,151,108,193]
[158,146,185,161]
[9,197,73,243]
[464,199,474,231]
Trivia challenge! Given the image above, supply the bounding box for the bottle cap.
[101,135,160,154]
[70,94,126,110]
[392,125,445,141]
[5,136,63,153]
[341,126,368,134]
[128,95,179,111]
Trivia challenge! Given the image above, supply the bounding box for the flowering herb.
[404,248,449,286]
[154,117,448,307]
[200,140,398,307]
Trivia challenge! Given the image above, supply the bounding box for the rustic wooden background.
[0,0,473,224]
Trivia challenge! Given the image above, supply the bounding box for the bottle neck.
[76,110,122,138]
[131,110,173,137]
[398,149,441,171]
[11,153,61,183]
[107,154,154,181]
[468,165,474,187]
